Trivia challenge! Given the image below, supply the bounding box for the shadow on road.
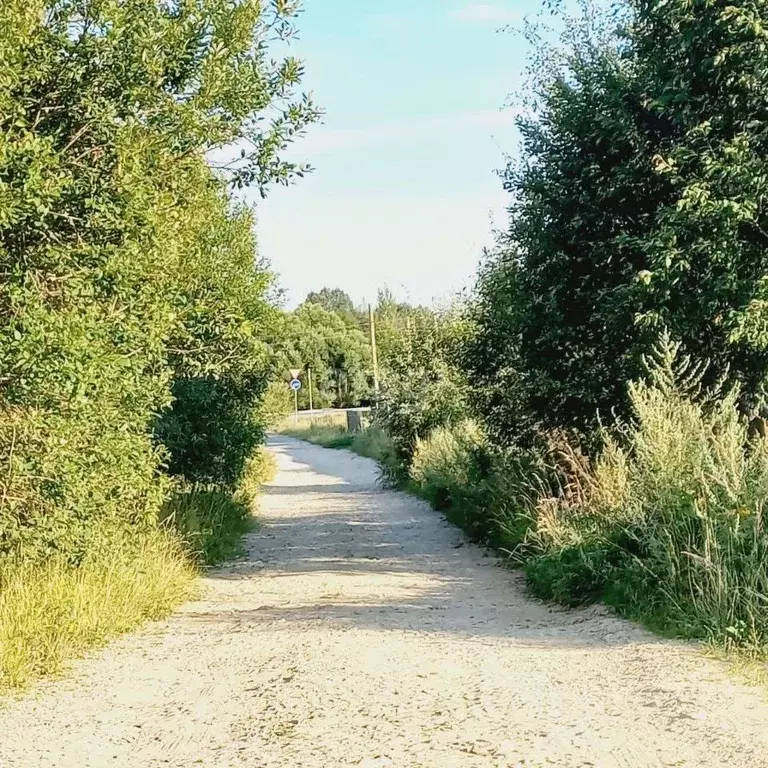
[202,435,659,651]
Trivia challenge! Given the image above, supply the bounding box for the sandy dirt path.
[2,435,768,767]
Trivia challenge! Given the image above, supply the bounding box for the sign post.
[289,377,302,425]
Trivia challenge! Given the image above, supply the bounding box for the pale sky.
[247,1,533,308]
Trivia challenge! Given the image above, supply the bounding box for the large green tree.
[304,288,362,328]
[468,0,768,444]
[272,302,372,408]
[0,0,317,558]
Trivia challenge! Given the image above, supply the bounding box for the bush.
[157,375,267,489]
[408,421,536,548]
[527,338,768,652]
[375,308,472,472]
[259,381,294,429]
[0,0,316,560]
[163,447,276,567]
[240,446,278,502]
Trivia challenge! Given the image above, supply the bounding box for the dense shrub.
[527,339,768,652]
[375,308,472,475]
[466,0,768,443]
[408,420,539,549]
[0,0,316,560]
[259,380,294,429]
[391,333,768,651]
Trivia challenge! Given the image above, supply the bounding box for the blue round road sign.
[289,378,302,391]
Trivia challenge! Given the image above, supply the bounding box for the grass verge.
[0,445,276,692]
[281,419,395,463]
[0,528,196,690]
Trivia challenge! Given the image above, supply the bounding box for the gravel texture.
[2,434,768,767]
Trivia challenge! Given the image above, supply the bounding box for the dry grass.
[281,412,348,432]
[0,528,197,690]
[0,445,276,691]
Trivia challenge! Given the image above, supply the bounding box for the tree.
[271,303,372,408]
[0,0,318,558]
[467,0,768,444]
[627,0,768,419]
[305,288,357,317]
[373,289,435,380]
[377,307,473,468]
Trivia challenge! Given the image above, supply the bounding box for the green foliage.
[163,488,254,566]
[281,419,399,476]
[281,416,358,449]
[0,0,317,560]
[159,376,265,488]
[304,287,363,329]
[526,338,768,652]
[161,444,276,566]
[407,420,538,548]
[373,289,436,370]
[375,306,473,473]
[156,194,279,487]
[467,0,768,442]
[259,380,294,428]
[273,302,372,408]
[410,421,484,500]
[350,425,397,466]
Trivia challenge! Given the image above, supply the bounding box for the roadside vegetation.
[5,0,768,691]
[0,0,314,690]
[282,417,395,463]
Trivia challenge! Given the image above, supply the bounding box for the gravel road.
[2,435,768,768]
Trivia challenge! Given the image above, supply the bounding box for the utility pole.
[369,303,380,396]
[308,367,314,414]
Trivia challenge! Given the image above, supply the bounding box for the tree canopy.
[466,0,768,444]
[271,302,372,408]
[0,0,317,558]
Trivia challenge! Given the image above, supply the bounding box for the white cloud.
[450,4,522,25]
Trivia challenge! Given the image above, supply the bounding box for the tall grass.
[0,445,276,691]
[526,341,768,652]
[282,418,395,460]
[0,528,196,690]
[282,418,357,448]
[402,339,768,656]
[409,420,536,548]
[163,447,276,566]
